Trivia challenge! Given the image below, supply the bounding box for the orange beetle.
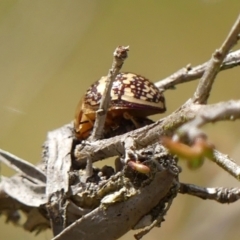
[74,72,166,140]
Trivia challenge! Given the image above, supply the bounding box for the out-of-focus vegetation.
[1,1,240,239]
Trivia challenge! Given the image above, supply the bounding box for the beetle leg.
[81,114,94,126]
[75,114,95,140]
[123,112,140,128]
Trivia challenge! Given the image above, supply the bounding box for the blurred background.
[1,1,240,239]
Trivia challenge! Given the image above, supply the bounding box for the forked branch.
[155,49,240,91]
[193,14,240,104]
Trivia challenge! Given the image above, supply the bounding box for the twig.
[179,183,240,203]
[213,150,240,180]
[155,49,240,91]
[172,100,240,180]
[193,14,240,104]
[134,180,178,240]
[89,46,129,141]
[177,100,240,141]
[0,149,46,184]
[1,175,46,207]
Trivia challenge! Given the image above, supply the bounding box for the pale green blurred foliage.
[1,1,240,240]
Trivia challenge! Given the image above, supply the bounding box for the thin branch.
[155,49,240,91]
[171,100,240,180]
[179,183,240,203]
[89,46,129,141]
[177,100,240,140]
[134,180,178,240]
[0,149,46,184]
[193,14,240,104]
[213,150,240,180]
[1,175,46,207]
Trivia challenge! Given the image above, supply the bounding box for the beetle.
[74,72,166,140]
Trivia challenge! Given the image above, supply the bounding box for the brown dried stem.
[155,49,240,91]
[173,100,240,180]
[192,14,240,104]
[213,150,240,180]
[177,100,240,140]
[89,46,129,141]
[179,183,240,203]
[0,149,46,184]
